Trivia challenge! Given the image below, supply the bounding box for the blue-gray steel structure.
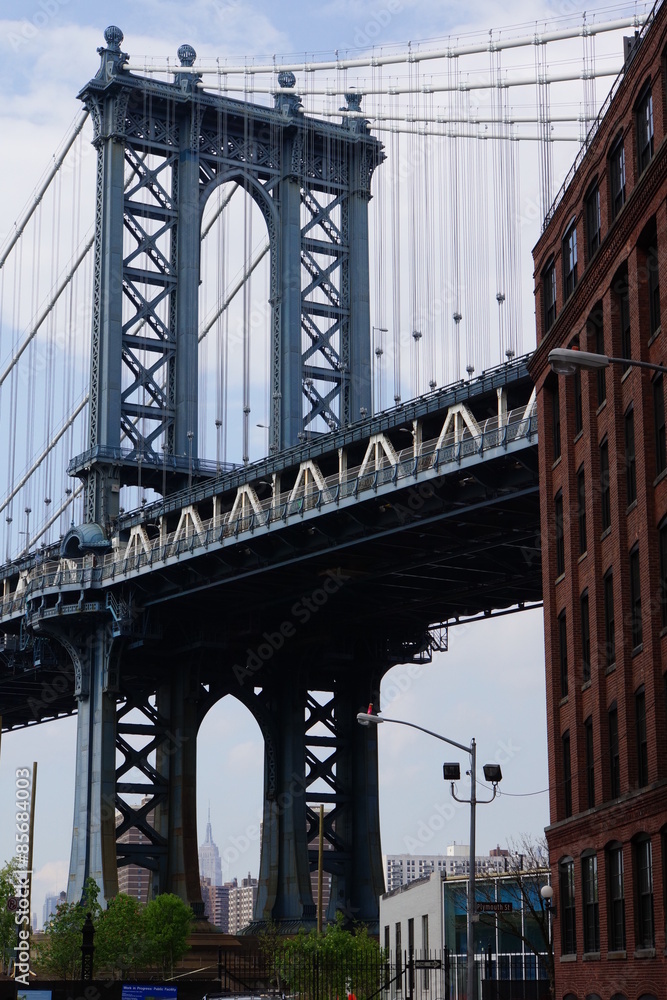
[0,28,543,935]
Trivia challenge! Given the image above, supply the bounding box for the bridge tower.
[60,27,386,930]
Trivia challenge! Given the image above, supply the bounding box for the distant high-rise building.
[201,876,236,931]
[43,890,66,927]
[116,800,154,903]
[199,806,223,887]
[383,846,510,893]
[228,874,257,934]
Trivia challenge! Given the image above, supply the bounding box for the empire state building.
[198,806,222,886]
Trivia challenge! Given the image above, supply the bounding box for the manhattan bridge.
[0,7,650,930]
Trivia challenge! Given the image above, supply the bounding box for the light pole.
[357,710,502,1000]
[548,347,667,376]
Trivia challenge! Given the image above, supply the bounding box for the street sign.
[477,901,513,913]
[414,959,442,969]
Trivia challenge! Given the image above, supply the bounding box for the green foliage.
[141,893,193,977]
[0,858,23,975]
[35,877,101,980]
[94,893,145,979]
[263,914,385,1000]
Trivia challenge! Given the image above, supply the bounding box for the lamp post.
[548,347,667,376]
[357,711,502,1000]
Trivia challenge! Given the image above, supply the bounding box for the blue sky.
[0,0,646,924]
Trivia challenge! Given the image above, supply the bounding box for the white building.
[228,874,257,933]
[383,844,509,892]
[379,868,552,1000]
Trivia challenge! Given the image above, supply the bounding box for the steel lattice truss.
[74,32,382,527]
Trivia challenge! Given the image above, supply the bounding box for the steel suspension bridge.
[0,5,652,930]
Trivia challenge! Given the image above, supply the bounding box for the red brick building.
[529,4,667,999]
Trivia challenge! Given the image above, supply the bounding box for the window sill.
[560,953,577,963]
[626,499,637,514]
[578,551,587,563]
[621,365,632,383]
[605,663,616,676]
[648,326,661,347]
[634,948,656,959]
[581,679,591,692]
[559,695,569,707]
[654,467,667,487]
[582,952,600,962]
[555,572,565,585]
[596,399,607,416]
[601,526,612,541]
[661,626,667,638]
[607,950,626,960]
[632,643,644,657]
[552,455,562,471]
[574,430,583,444]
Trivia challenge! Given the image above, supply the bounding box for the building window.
[634,835,654,948]
[636,84,654,174]
[625,407,636,505]
[607,842,625,951]
[654,375,666,475]
[555,490,564,577]
[544,259,557,332]
[552,383,561,459]
[581,589,591,683]
[577,466,587,554]
[584,716,595,807]
[591,307,606,406]
[648,244,661,336]
[604,570,615,668]
[574,368,583,435]
[660,518,667,629]
[559,610,568,697]
[629,545,642,651]
[563,730,572,818]
[582,853,600,953]
[609,701,620,798]
[559,857,576,954]
[636,686,648,787]
[563,220,578,299]
[614,266,631,366]
[600,439,611,531]
[609,134,626,220]
[585,182,601,260]
[396,922,402,988]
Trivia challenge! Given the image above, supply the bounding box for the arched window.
[609,131,626,220]
[633,833,655,949]
[635,79,654,174]
[563,217,578,299]
[559,856,576,954]
[543,258,557,332]
[606,840,626,952]
[584,178,601,260]
[581,849,600,953]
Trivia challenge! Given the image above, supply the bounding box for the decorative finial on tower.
[96,26,128,82]
[175,43,200,93]
[104,26,124,50]
[274,70,302,116]
[341,90,368,132]
[178,43,197,66]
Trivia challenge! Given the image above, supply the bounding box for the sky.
[0,0,648,926]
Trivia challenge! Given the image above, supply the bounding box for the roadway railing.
[0,402,537,618]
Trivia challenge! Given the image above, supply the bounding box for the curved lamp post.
[356,710,502,1000]
[548,347,667,376]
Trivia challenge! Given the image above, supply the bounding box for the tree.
[94,893,145,979]
[263,914,385,1000]
[475,834,554,1000]
[142,893,193,977]
[0,858,23,975]
[35,877,101,980]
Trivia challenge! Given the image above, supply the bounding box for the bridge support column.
[154,667,204,915]
[326,675,384,928]
[278,162,304,450]
[255,680,313,928]
[347,147,373,422]
[67,626,118,904]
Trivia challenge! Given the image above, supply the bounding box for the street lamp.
[549,347,667,376]
[356,710,502,1000]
